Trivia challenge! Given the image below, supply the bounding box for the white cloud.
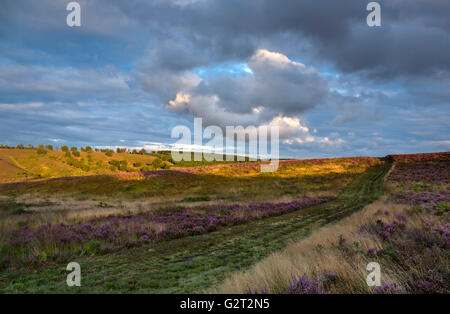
[162,49,329,132]
[0,102,43,111]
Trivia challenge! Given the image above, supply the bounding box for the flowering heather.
[1,197,327,266]
[413,269,448,294]
[284,274,325,294]
[387,161,450,185]
[373,282,402,294]
[387,152,450,163]
[236,155,449,295]
[246,272,335,294]
[283,273,334,294]
[434,223,450,245]
[355,156,449,294]
[395,191,450,210]
[387,157,450,215]
[378,220,406,240]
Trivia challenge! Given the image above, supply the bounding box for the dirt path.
[0,161,392,293]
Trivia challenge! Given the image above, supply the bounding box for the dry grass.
[214,196,433,293]
[0,196,170,233]
[0,192,325,235]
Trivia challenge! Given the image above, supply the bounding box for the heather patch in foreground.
[388,159,449,216]
[248,273,335,294]
[0,161,391,293]
[224,157,449,294]
[240,204,449,294]
[0,197,327,268]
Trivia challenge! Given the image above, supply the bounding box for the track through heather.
[0,161,392,293]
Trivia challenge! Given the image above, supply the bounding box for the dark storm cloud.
[111,0,450,79]
[5,0,449,77]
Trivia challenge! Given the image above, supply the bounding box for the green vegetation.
[0,145,262,183]
[36,145,47,155]
[0,162,391,293]
[0,147,401,294]
[0,157,380,202]
[183,195,211,202]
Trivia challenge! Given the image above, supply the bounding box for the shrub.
[61,146,69,152]
[151,158,163,169]
[119,160,128,171]
[72,151,80,157]
[160,163,170,169]
[37,145,47,155]
[83,240,101,256]
[96,160,106,169]
[183,196,211,202]
[80,163,90,172]
[108,160,128,171]
[435,202,449,213]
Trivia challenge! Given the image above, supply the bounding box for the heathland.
[0,147,448,293]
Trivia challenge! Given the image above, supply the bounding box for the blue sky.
[0,0,449,158]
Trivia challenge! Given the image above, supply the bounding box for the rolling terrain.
[0,151,448,293]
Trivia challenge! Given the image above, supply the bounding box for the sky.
[0,0,449,159]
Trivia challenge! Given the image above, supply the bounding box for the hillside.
[0,148,165,183]
[0,152,448,294]
[0,148,257,183]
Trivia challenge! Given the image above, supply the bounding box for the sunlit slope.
[0,148,263,183]
[0,157,380,202]
[0,149,161,182]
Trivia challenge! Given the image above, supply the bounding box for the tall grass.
[215,197,449,293]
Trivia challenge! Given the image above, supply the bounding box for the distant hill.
[0,147,254,183]
[0,148,160,182]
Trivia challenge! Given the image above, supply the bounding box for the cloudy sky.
[0,0,449,158]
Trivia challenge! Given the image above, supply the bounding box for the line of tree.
[1,144,155,155]
[0,144,36,149]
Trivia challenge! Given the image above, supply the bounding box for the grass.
[0,157,379,200]
[216,197,404,293]
[0,149,261,183]
[219,199,449,294]
[217,158,450,294]
[0,149,162,182]
[0,161,391,293]
[0,157,379,233]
